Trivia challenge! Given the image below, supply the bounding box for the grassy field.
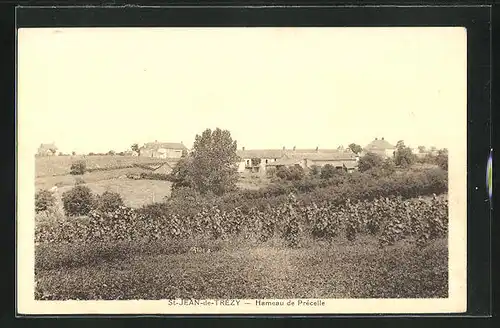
[35,167,152,190]
[35,159,269,207]
[35,155,175,177]
[35,236,447,300]
[40,178,173,209]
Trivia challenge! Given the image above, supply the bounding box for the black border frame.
[5,3,493,322]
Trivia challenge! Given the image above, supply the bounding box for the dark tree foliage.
[348,143,363,154]
[394,140,416,168]
[171,128,239,196]
[97,191,124,212]
[435,149,448,171]
[70,161,86,175]
[358,152,384,172]
[62,185,96,217]
[35,189,56,213]
[320,164,338,179]
[131,143,140,153]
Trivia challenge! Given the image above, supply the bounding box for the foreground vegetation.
[35,236,447,300]
[35,170,448,299]
[34,128,449,300]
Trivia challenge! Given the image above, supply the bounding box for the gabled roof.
[266,158,303,167]
[364,138,395,151]
[287,148,340,154]
[237,149,285,159]
[142,142,187,151]
[286,152,357,161]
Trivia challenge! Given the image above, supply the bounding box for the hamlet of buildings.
[36,143,58,157]
[236,146,359,174]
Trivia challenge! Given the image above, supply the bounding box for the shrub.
[276,166,291,180]
[358,152,383,172]
[35,189,56,213]
[97,191,124,212]
[62,185,96,217]
[309,165,320,177]
[288,166,305,181]
[320,164,338,179]
[70,161,86,175]
[395,146,417,168]
[276,166,304,181]
[435,151,448,171]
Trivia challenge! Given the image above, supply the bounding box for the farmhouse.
[139,141,188,159]
[278,151,358,173]
[236,148,286,174]
[363,137,396,159]
[36,143,58,157]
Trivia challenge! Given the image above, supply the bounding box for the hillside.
[35,155,179,177]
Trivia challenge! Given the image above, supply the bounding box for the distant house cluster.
[36,143,58,157]
[361,137,438,160]
[138,141,188,159]
[236,146,359,175]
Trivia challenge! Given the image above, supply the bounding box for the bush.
[276,165,304,181]
[435,151,448,171]
[276,166,291,180]
[70,161,86,175]
[320,164,338,179]
[358,152,384,172]
[35,189,56,213]
[309,165,320,177]
[62,185,96,217]
[288,166,305,181]
[97,191,124,212]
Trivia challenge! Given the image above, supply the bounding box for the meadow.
[33,156,449,300]
[35,155,174,177]
[35,236,447,300]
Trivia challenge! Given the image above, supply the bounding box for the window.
[246,160,250,165]
[265,159,268,164]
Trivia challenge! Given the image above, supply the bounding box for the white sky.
[18,27,466,154]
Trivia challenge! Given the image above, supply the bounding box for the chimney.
[283,146,285,150]
[316,146,319,152]
[375,137,378,140]
[293,146,296,151]
[155,140,158,143]
[242,146,245,151]
[382,137,384,140]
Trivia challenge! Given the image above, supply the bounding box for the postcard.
[17,27,467,315]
